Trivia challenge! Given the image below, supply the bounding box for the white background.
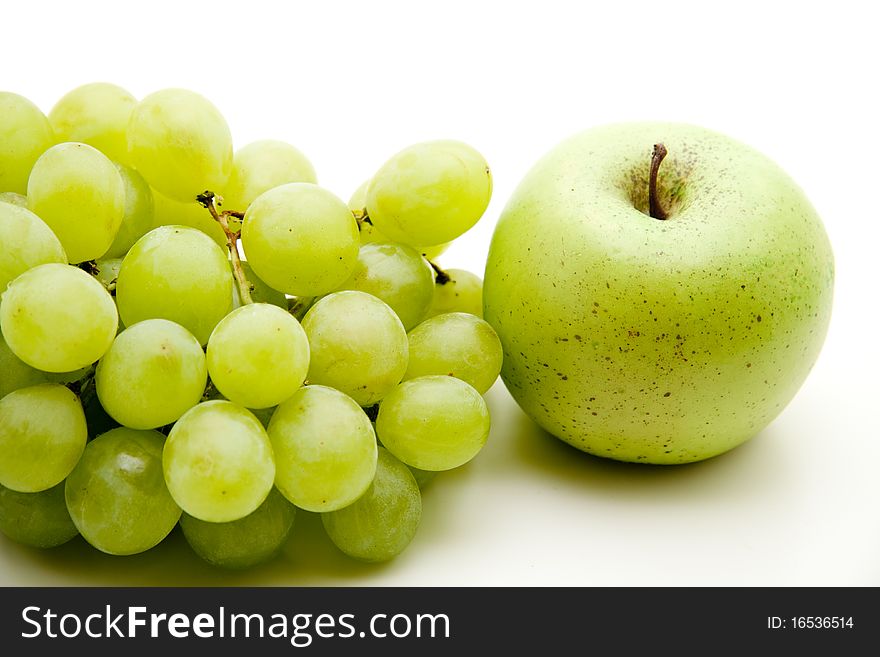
[2,0,878,586]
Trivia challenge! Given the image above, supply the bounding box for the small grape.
[180,487,296,569]
[48,82,136,164]
[102,163,154,259]
[151,189,226,247]
[65,428,180,555]
[376,376,490,471]
[127,88,233,202]
[207,303,309,409]
[268,385,377,512]
[116,225,232,345]
[335,242,435,330]
[96,319,207,429]
[302,291,408,406]
[163,400,275,523]
[426,268,484,318]
[0,263,118,372]
[0,92,54,194]
[0,482,79,548]
[0,384,87,492]
[222,140,317,210]
[404,312,503,393]
[0,201,67,291]
[27,142,126,263]
[366,140,492,247]
[322,448,421,562]
[241,183,359,296]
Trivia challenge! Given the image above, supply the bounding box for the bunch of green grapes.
[0,83,502,568]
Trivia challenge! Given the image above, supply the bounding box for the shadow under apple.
[486,384,795,509]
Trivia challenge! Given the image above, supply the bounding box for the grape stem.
[288,296,314,320]
[65,364,96,397]
[352,208,373,229]
[197,191,254,305]
[428,260,450,285]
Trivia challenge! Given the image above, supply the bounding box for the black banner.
[0,587,872,654]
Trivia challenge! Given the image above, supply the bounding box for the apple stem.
[649,143,669,220]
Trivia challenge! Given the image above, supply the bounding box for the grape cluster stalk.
[0,84,503,567]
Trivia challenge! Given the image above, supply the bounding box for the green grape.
[232,261,287,309]
[102,164,154,259]
[0,92,55,194]
[349,180,448,259]
[376,376,490,471]
[127,88,233,202]
[0,331,53,397]
[0,330,90,397]
[65,428,180,555]
[302,291,408,406]
[27,142,126,263]
[335,242,435,330]
[404,312,503,394]
[0,384,87,492]
[116,225,232,344]
[426,268,484,318]
[93,257,122,292]
[207,303,309,409]
[322,448,421,562]
[0,263,118,372]
[163,400,275,523]
[241,183,359,296]
[152,189,227,247]
[96,319,207,429]
[268,385,377,512]
[48,82,136,164]
[0,201,67,290]
[180,487,295,569]
[222,139,317,211]
[0,482,78,548]
[366,140,492,247]
[0,192,29,207]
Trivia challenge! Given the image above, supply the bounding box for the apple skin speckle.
[483,122,834,464]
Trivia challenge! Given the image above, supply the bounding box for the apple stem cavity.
[649,143,669,220]
[197,190,254,305]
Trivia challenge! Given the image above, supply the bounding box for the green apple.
[484,123,834,464]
